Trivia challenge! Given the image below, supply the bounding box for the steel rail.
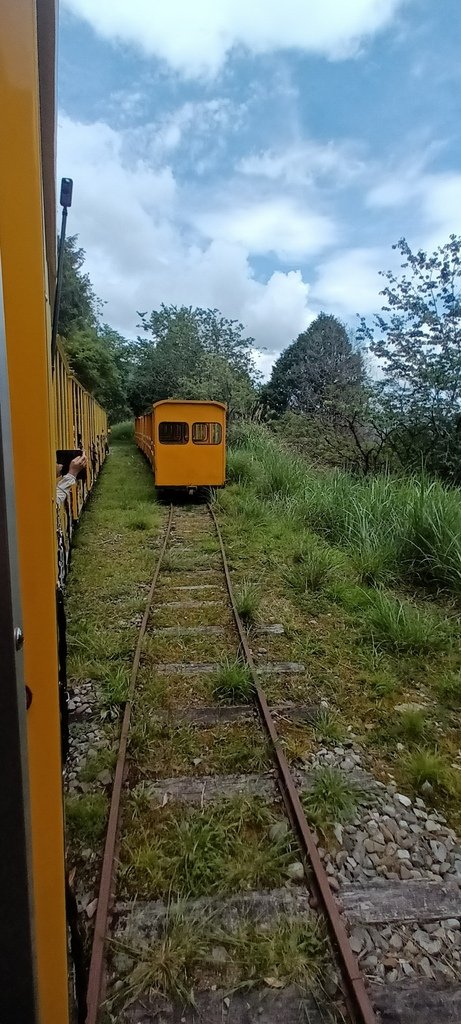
[208,503,378,1024]
[85,505,174,1024]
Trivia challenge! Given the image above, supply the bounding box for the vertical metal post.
[0,266,39,1022]
[51,177,73,372]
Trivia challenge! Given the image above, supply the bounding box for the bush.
[110,419,134,442]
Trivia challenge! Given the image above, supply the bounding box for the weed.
[65,793,108,845]
[396,709,427,743]
[111,908,208,1007]
[212,659,254,703]
[288,547,340,594]
[120,797,294,899]
[218,915,327,990]
[436,671,461,708]
[313,709,345,743]
[236,579,261,624]
[302,767,366,832]
[80,746,117,783]
[404,748,459,797]
[100,665,130,719]
[366,591,451,653]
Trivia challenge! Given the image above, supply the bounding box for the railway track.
[77,501,461,1024]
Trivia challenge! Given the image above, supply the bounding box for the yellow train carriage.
[135,400,226,489]
[53,339,108,578]
[0,2,108,1020]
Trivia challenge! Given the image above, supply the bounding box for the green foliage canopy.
[264,313,366,419]
[128,304,260,416]
[360,235,461,481]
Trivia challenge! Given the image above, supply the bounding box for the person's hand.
[56,463,63,478]
[69,453,87,478]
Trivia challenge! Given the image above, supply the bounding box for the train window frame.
[192,422,222,445]
[158,421,189,444]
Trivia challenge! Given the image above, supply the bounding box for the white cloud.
[238,141,366,187]
[62,0,408,77]
[311,247,387,315]
[367,158,461,249]
[58,114,315,353]
[195,197,337,260]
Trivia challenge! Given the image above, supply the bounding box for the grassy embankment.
[65,423,164,862]
[215,422,461,829]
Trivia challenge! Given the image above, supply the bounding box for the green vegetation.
[129,719,270,777]
[436,671,461,708]
[312,710,345,744]
[212,659,254,703]
[235,579,261,624]
[403,748,461,800]
[365,592,452,653]
[111,910,327,1009]
[119,797,296,899]
[65,793,108,845]
[302,768,367,833]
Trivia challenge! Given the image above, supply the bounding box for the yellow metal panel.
[152,401,226,486]
[0,2,69,1022]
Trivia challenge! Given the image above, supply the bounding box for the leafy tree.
[264,313,365,419]
[63,326,130,423]
[128,304,259,416]
[359,236,461,480]
[58,235,101,337]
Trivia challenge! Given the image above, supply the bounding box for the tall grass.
[228,424,461,595]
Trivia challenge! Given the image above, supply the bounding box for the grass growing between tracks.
[128,719,270,778]
[109,911,328,1011]
[215,423,461,829]
[66,439,162,689]
[118,796,298,900]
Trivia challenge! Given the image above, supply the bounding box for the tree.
[264,313,366,419]
[128,305,259,416]
[58,235,101,337]
[359,236,461,480]
[63,326,130,423]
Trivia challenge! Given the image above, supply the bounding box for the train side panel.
[0,1,69,1018]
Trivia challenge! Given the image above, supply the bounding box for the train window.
[159,421,189,444]
[192,422,222,445]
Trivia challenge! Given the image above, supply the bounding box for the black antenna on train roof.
[51,176,73,373]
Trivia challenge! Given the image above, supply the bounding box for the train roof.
[153,399,227,411]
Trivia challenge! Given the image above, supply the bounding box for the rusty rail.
[85,506,174,1024]
[85,500,376,1024]
[208,503,377,1024]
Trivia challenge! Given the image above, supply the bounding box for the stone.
[350,928,368,953]
[401,961,415,977]
[425,819,439,833]
[400,864,413,880]
[286,861,305,881]
[444,919,460,930]
[389,933,403,951]
[333,823,344,845]
[97,770,112,786]
[85,898,98,919]
[328,876,340,892]
[395,793,412,807]
[212,946,228,963]
[430,840,447,863]
[414,929,442,955]
[420,957,434,978]
[397,849,410,861]
[269,821,289,842]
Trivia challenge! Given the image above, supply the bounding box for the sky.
[58,0,461,376]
